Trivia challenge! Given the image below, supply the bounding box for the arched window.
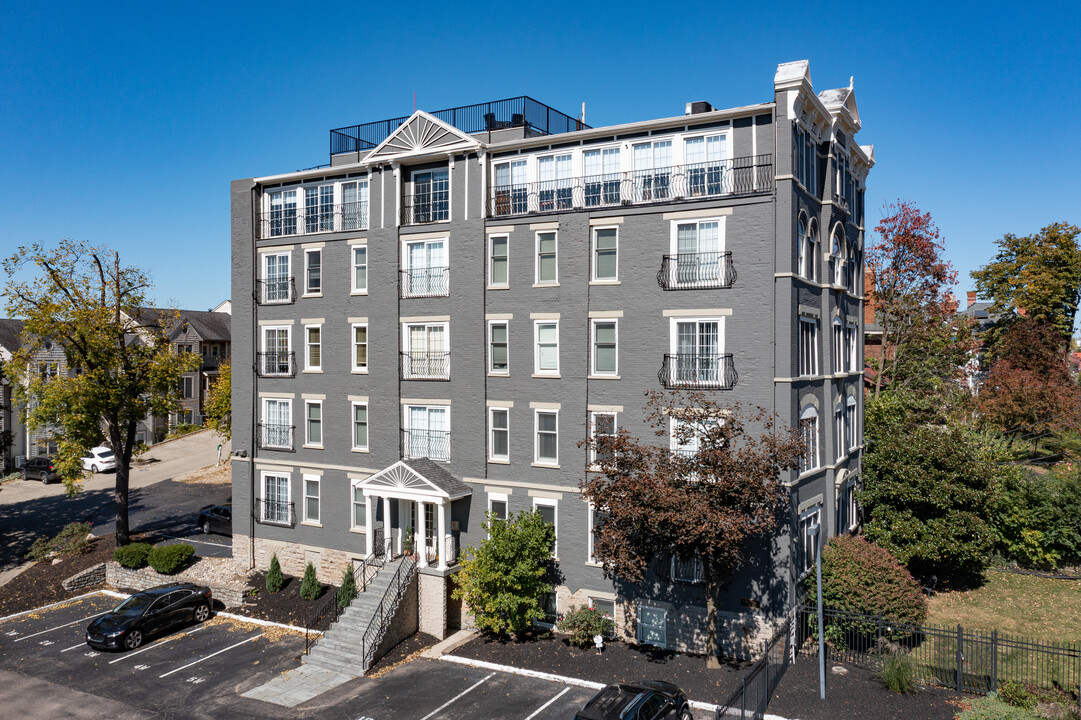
[799,406,820,473]
[831,224,846,286]
[834,401,845,460]
[846,395,858,451]
[797,214,809,279]
[808,220,819,282]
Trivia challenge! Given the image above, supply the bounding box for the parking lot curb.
[99,589,317,636]
[0,590,107,623]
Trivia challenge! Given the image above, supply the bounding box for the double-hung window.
[684,133,728,196]
[262,472,290,524]
[181,376,193,399]
[269,190,297,237]
[304,185,334,233]
[799,407,820,473]
[583,147,621,206]
[832,319,844,374]
[533,498,558,556]
[834,404,845,460]
[488,234,509,288]
[588,505,608,564]
[488,493,508,523]
[831,226,846,286]
[352,246,368,293]
[352,402,369,451]
[261,326,291,376]
[262,253,291,304]
[341,180,369,231]
[796,126,817,195]
[403,239,448,297]
[632,140,672,201]
[303,475,320,524]
[352,323,368,373]
[351,487,366,529]
[412,169,449,223]
[591,320,617,376]
[592,227,618,282]
[534,321,559,375]
[304,249,321,295]
[403,323,448,379]
[488,408,509,462]
[799,506,822,574]
[405,405,449,461]
[488,322,508,374]
[262,398,292,450]
[535,410,558,466]
[672,219,724,288]
[590,412,616,467]
[305,325,321,372]
[846,396,858,451]
[493,160,528,215]
[846,324,858,372]
[537,153,572,211]
[536,231,557,285]
[798,317,819,376]
[305,400,322,448]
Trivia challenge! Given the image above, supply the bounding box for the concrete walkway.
[240,664,353,707]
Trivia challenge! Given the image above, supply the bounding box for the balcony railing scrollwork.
[401,429,450,462]
[256,351,297,378]
[400,352,450,381]
[399,267,449,298]
[258,423,296,452]
[657,251,736,290]
[659,353,737,390]
[255,499,296,527]
[256,278,296,305]
[258,202,369,239]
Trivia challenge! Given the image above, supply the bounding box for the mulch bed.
[368,632,439,676]
[453,631,747,705]
[0,534,116,616]
[237,571,340,627]
[768,659,969,720]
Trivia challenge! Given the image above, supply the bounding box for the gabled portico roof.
[353,458,472,500]
[364,110,483,163]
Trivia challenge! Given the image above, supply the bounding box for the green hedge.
[147,543,195,574]
[113,542,153,569]
[556,605,614,648]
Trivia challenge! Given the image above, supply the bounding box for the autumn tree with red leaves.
[867,201,976,398]
[580,390,804,667]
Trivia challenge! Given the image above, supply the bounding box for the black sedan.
[197,504,232,536]
[21,456,61,484]
[86,583,212,651]
[575,681,693,720]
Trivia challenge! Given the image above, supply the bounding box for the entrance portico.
[352,458,471,571]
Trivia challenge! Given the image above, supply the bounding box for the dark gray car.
[21,456,61,484]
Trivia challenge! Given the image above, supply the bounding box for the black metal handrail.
[400,352,450,380]
[304,538,392,654]
[358,553,417,670]
[254,499,295,527]
[402,429,450,461]
[400,192,449,225]
[657,251,736,290]
[255,278,296,305]
[257,423,295,451]
[487,155,773,216]
[255,351,297,378]
[716,615,792,720]
[399,267,449,298]
[258,202,369,239]
[659,353,737,390]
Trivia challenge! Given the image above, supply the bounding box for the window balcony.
[399,267,449,298]
[657,251,736,290]
[487,154,773,217]
[400,352,450,381]
[257,201,369,239]
[256,278,296,305]
[402,429,450,462]
[255,499,296,527]
[659,353,737,390]
[258,423,295,451]
[256,351,296,378]
[400,192,449,225]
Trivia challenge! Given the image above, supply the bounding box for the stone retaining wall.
[62,562,106,591]
[104,562,247,608]
[232,535,358,586]
[372,573,418,666]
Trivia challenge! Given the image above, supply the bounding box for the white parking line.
[60,642,86,653]
[524,686,571,720]
[419,672,495,720]
[0,591,106,623]
[14,613,104,642]
[108,624,209,663]
[158,633,262,678]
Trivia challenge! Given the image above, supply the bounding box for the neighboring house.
[168,309,232,429]
[230,60,872,658]
[0,318,27,471]
[956,291,1000,394]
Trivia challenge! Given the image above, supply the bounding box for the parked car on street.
[21,456,61,484]
[198,504,232,536]
[81,446,116,473]
[86,582,212,651]
[575,681,693,720]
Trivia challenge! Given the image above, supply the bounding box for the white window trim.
[831,318,844,375]
[352,245,368,295]
[304,324,322,372]
[304,399,323,449]
[303,248,322,297]
[589,411,617,468]
[487,320,509,376]
[351,323,368,374]
[487,492,509,534]
[834,403,846,462]
[798,316,819,377]
[667,316,726,356]
[350,485,366,531]
[846,396,858,452]
[667,216,727,255]
[590,319,618,377]
[260,470,291,525]
[351,401,369,452]
[591,225,620,282]
[534,409,559,467]
[488,233,510,289]
[302,473,320,525]
[799,505,823,576]
[533,497,558,558]
[261,397,292,450]
[488,407,510,463]
[799,405,821,474]
[403,403,450,462]
[534,320,560,376]
[535,230,558,286]
[587,502,605,565]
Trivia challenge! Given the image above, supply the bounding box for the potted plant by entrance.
[403,528,414,557]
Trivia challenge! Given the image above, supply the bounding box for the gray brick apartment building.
[229,59,872,656]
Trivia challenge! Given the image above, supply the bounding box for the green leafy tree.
[452,509,555,637]
[580,390,804,667]
[2,239,200,545]
[992,463,1081,570]
[972,222,1081,344]
[203,357,231,440]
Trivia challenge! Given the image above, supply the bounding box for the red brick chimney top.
[967,291,977,308]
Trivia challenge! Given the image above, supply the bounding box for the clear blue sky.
[2,1,1078,312]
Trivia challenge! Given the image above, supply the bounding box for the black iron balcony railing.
[399,267,449,298]
[330,96,589,156]
[400,192,449,225]
[256,278,297,305]
[402,429,450,462]
[256,351,297,378]
[659,353,738,390]
[400,351,450,380]
[487,155,773,217]
[255,499,296,527]
[657,251,736,290]
[258,202,369,239]
[258,423,296,451]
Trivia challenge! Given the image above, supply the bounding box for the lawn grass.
[927,570,1081,643]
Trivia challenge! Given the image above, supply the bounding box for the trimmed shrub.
[878,650,917,693]
[25,521,93,561]
[337,567,357,609]
[147,543,195,574]
[806,536,928,624]
[300,561,322,600]
[266,554,283,593]
[997,682,1036,710]
[557,605,615,648]
[113,542,152,569]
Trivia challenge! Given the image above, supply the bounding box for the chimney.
[967,291,977,308]
[685,101,713,115]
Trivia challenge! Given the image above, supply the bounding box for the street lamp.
[809,521,826,700]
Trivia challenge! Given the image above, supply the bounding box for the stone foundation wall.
[62,562,106,592]
[418,571,447,640]
[232,535,359,586]
[105,563,246,608]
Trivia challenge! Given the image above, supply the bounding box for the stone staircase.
[302,555,415,676]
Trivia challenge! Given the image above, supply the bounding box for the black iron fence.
[716,616,794,720]
[657,251,736,290]
[256,351,296,378]
[659,353,737,390]
[399,267,449,298]
[400,192,449,225]
[254,499,295,527]
[795,604,1081,697]
[255,278,296,305]
[257,423,295,452]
